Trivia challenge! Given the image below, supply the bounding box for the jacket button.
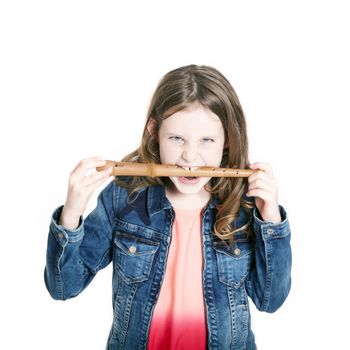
[267,228,274,235]
[234,248,241,256]
[129,245,137,254]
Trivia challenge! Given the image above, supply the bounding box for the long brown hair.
[115,64,254,243]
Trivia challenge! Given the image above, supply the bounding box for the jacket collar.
[146,185,219,217]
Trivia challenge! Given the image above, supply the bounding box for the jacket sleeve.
[245,205,292,313]
[44,181,116,300]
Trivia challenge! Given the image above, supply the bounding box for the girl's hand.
[59,157,113,229]
[246,162,281,223]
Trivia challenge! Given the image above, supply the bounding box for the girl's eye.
[168,136,214,143]
[169,136,183,141]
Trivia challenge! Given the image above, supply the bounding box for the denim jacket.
[45,179,292,350]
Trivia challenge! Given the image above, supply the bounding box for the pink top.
[147,207,207,350]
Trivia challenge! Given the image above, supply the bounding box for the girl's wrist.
[261,209,282,224]
[59,206,82,230]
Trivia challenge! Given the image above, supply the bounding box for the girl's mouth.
[179,176,200,184]
[175,165,202,184]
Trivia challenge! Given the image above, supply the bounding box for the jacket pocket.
[213,235,253,289]
[114,232,160,284]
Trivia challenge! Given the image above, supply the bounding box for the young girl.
[45,64,292,350]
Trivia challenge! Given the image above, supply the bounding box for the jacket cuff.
[253,205,291,240]
[49,205,84,247]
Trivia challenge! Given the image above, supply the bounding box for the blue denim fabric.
[45,180,292,350]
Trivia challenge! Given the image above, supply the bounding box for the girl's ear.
[147,117,158,136]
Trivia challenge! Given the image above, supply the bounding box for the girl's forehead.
[161,105,223,132]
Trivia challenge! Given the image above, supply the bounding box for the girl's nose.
[182,144,199,163]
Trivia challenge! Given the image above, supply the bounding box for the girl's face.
[157,104,225,196]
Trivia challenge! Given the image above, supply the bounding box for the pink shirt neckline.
[173,206,204,212]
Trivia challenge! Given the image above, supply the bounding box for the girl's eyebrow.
[165,132,219,138]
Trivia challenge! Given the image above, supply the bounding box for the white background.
[1,1,349,349]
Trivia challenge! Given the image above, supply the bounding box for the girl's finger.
[248,170,276,188]
[71,158,107,179]
[249,162,273,175]
[80,168,113,188]
[246,188,273,202]
[248,178,275,194]
[85,169,114,190]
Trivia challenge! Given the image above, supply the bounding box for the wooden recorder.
[96,161,255,177]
